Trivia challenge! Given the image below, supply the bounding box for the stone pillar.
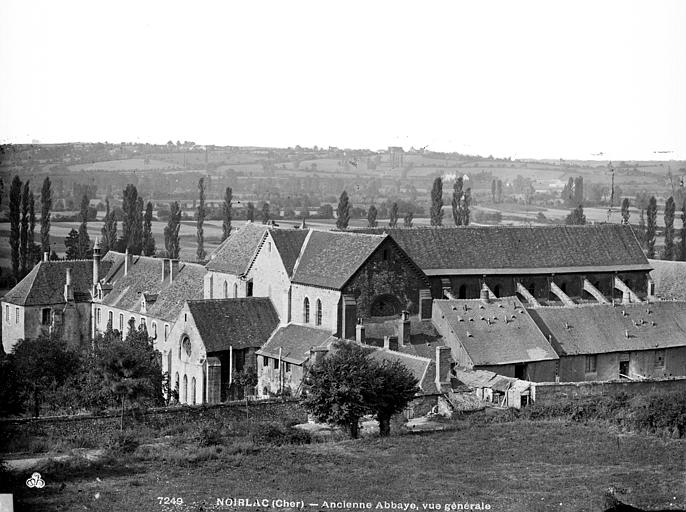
[419,289,432,320]
[206,357,222,404]
[355,319,366,344]
[384,335,399,351]
[341,294,357,340]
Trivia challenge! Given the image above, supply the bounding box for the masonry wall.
[343,239,428,320]
[257,355,306,397]
[559,347,686,382]
[2,302,26,353]
[531,376,686,405]
[291,284,340,334]
[92,304,170,351]
[247,234,291,324]
[204,271,245,301]
[476,360,558,382]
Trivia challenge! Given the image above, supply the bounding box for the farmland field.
[68,159,180,172]
[4,420,684,512]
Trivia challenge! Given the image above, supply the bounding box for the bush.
[107,431,140,454]
[251,423,311,446]
[196,426,223,447]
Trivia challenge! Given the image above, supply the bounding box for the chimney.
[64,268,74,302]
[124,249,132,276]
[435,346,451,388]
[355,319,366,344]
[398,310,411,346]
[384,335,399,351]
[92,237,101,286]
[43,251,49,262]
[161,258,170,283]
[419,289,432,320]
[170,259,180,284]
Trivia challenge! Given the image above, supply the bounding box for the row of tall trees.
[8,176,43,281]
[334,191,415,229]
[429,177,472,227]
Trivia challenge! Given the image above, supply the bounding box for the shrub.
[196,426,223,447]
[251,423,311,446]
[107,431,140,454]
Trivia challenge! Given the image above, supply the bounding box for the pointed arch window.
[233,283,238,298]
[315,299,322,326]
[303,297,310,323]
[223,281,228,298]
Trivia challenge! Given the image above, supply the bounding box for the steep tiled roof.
[528,302,686,356]
[362,316,444,358]
[352,225,649,275]
[257,323,335,364]
[268,229,309,276]
[188,298,279,353]
[649,259,686,301]
[292,231,387,289]
[205,223,268,275]
[368,348,441,394]
[434,297,558,365]
[101,254,205,322]
[3,259,113,306]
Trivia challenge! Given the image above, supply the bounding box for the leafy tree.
[663,196,676,260]
[100,321,163,430]
[318,203,333,219]
[620,198,631,225]
[573,176,584,205]
[64,228,80,260]
[222,186,232,241]
[233,368,258,402]
[20,181,30,276]
[680,199,686,261]
[462,188,472,226]
[565,205,586,225]
[496,179,503,203]
[246,202,255,222]
[388,202,399,228]
[164,201,181,259]
[403,211,414,227]
[637,208,646,248]
[28,191,39,265]
[452,177,464,226]
[196,177,206,260]
[11,335,80,417]
[367,205,378,227]
[430,177,443,226]
[101,198,118,254]
[370,360,420,436]
[646,196,658,258]
[77,194,91,258]
[142,201,155,256]
[40,177,52,254]
[121,184,143,254]
[9,176,21,279]
[261,202,271,224]
[336,190,351,229]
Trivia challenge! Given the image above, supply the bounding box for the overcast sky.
[1,0,684,160]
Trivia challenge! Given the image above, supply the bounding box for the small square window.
[285,362,291,373]
[262,356,268,367]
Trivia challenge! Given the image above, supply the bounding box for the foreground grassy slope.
[6,420,684,512]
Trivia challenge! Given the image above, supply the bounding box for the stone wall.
[531,376,686,405]
[0,399,307,447]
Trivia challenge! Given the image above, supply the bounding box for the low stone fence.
[0,399,307,448]
[531,377,686,405]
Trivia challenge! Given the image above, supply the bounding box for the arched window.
[174,372,179,394]
[183,375,188,404]
[233,283,238,298]
[316,299,322,326]
[303,297,310,323]
[191,377,196,405]
[152,322,158,339]
[223,281,228,299]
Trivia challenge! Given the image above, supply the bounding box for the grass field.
[3,419,684,512]
[68,159,181,172]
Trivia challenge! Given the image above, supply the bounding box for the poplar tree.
[679,199,686,261]
[336,190,351,229]
[620,198,631,225]
[196,177,206,260]
[261,202,271,225]
[164,201,181,259]
[462,188,472,226]
[20,181,30,276]
[367,205,378,227]
[388,202,399,228]
[28,192,37,265]
[403,211,414,228]
[246,202,255,222]
[663,196,675,260]
[646,196,658,258]
[77,194,91,258]
[9,176,22,279]
[101,198,118,254]
[142,202,155,256]
[452,177,463,226]
[430,177,443,226]
[222,186,232,241]
[121,184,142,254]
[40,177,52,254]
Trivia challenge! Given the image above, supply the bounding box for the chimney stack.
[43,251,49,263]
[419,289,433,320]
[162,258,170,283]
[435,346,451,388]
[124,249,132,276]
[170,259,180,284]
[64,268,74,302]
[92,238,101,286]
[384,335,399,351]
[355,319,366,344]
[398,310,411,346]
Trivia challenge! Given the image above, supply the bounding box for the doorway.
[619,360,630,379]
